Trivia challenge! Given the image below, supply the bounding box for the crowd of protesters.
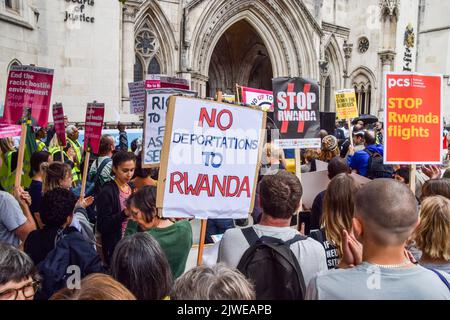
[0,116,449,301]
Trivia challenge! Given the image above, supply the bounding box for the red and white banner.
[384,73,443,164]
[241,86,274,112]
[52,103,66,147]
[0,124,21,139]
[84,103,105,154]
[145,75,190,91]
[2,65,54,127]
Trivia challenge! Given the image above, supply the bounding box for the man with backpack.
[218,171,327,300]
[306,179,450,300]
[89,135,115,187]
[347,130,393,179]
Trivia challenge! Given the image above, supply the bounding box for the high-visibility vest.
[49,147,80,185]
[0,151,16,193]
[67,138,82,179]
[36,139,47,152]
[68,138,82,165]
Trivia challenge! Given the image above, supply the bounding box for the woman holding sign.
[96,151,136,267]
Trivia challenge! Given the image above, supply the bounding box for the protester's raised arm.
[12,187,37,242]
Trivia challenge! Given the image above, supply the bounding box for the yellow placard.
[335,89,358,120]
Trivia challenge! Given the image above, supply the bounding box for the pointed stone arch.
[135,1,178,76]
[322,35,345,111]
[7,59,21,72]
[350,66,378,115]
[188,0,321,93]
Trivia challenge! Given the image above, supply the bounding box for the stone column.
[191,73,209,98]
[378,50,396,117]
[122,2,139,113]
[343,40,353,88]
[378,0,399,119]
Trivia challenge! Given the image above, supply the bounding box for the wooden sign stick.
[217,91,223,103]
[236,84,241,104]
[410,164,416,194]
[196,219,208,266]
[14,109,30,188]
[79,149,90,200]
[295,148,302,231]
[60,146,64,163]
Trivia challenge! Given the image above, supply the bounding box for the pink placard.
[52,103,66,146]
[2,65,54,127]
[0,124,21,138]
[84,103,105,154]
[145,75,189,90]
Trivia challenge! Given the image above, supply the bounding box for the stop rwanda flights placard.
[156,96,266,219]
[384,73,443,164]
[273,77,320,149]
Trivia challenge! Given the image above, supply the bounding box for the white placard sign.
[128,81,146,114]
[142,88,196,167]
[157,97,266,219]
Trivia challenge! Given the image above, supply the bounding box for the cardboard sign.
[128,81,146,114]
[0,124,22,139]
[222,94,236,104]
[84,103,105,154]
[241,86,274,112]
[156,96,266,219]
[335,89,358,120]
[142,88,197,168]
[384,73,443,164]
[302,171,371,210]
[2,65,54,127]
[273,77,321,149]
[52,103,66,147]
[145,74,190,90]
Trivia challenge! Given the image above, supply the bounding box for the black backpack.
[237,227,307,300]
[73,158,112,223]
[364,149,394,179]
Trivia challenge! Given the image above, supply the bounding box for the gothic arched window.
[134,55,144,82]
[352,79,372,114]
[148,57,161,75]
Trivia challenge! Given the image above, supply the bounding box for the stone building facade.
[0,0,449,123]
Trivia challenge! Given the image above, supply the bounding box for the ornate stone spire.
[379,0,400,21]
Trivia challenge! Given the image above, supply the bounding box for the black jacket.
[35,227,103,300]
[96,181,128,266]
[310,190,326,231]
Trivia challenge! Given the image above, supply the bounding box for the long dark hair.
[110,233,172,300]
[322,173,358,255]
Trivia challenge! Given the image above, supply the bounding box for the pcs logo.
[388,78,411,89]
